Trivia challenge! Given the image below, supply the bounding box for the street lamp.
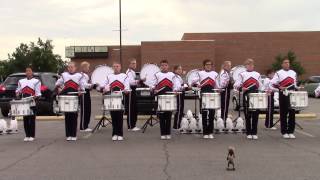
[119,0,122,66]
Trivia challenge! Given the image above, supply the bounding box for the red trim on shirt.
[200,77,215,88]
[242,77,259,88]
[21,86,35,96]
[64,80,79,90]
[156,78,173,90]
[110,80,125,90]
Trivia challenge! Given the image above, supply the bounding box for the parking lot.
[0,93,319,180]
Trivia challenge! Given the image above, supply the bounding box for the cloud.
[0,0,319,59]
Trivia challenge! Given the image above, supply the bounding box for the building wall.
[141,40,215,72]
[182,31,320,78]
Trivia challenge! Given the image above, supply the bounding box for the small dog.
[216,118,224,132]
[0,119,8,135]
[180,117,189,133]
[7,117,18,134]
[226,117,234,132]
[226,146,236,171]
[189,118,197,133]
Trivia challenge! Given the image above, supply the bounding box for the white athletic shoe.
[270,127,277,130]
[79,130,85,132]
[112,135,118,141]
[84,128,92,132]
[28,137,35,142]
[131,127,141,132]
[209,134,214,139]
[117,136,124,141]
[166,135,171,140]
[252,135,258,140]
[247,135,253,139]
[289,134,296,139]
[203,135,209,139]
[161,136,166,140]
[66,137,72,141]
[283,134,290,139]
[71,137,77,141]
[24,137,29,142]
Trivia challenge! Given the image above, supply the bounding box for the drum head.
[186,69,200,86]
[230,65,246,81]
[91,65,114,86]
[140,64,160,87]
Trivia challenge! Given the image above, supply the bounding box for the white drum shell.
[103,94,123,111]
[140,64,160,87]
[10,99,33,116]
[249,93,268,110]
[201,93,221,109]
[157,95,177,111]
[289,91,308,109]
[91,65,114,87]
[58,96,79,112]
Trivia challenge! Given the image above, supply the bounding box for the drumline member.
[173,65,185,130]
[190,59,219,139]
[79,61,94,132]
[234,59,263,140]
[125,58,140,131]
[219,61,232,123]
[55,62,85,141]
[16,67,41,142]
[263,69,276,130]
[270,59,298,139]
[150,60,181,140]
[102,62,130,141]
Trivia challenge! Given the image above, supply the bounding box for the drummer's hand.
[242,87,248,92]
[279,86,286,91]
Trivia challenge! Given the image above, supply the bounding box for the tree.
[271,50,305,77]
[1,38,66,78]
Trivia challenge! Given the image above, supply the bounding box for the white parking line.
[295,129,315,138]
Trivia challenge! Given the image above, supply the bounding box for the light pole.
[119,0,122,66]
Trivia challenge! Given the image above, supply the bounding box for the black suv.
[0,72,59,116]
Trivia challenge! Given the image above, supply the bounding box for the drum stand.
[141,109,159,133]
[271,117,303,130]
[91,97,112,134]
[233,90,246,133]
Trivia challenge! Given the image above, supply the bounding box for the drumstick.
[67,91,86,95]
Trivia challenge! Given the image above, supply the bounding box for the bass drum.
[186,69,200,86]
[91,65,114,87]
[230,65,246,82]
[140,64,160,87]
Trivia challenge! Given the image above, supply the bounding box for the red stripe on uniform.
[242,77,259,88]
[21,86,35,96]
[200,77,215,87]
[156,78,173,90]
[279,77,294,87]
[110,80,125,90]
[64,80,79,90]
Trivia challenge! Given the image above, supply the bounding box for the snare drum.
[57,95,79,112]
[157,95,177,111]
[103,93,123,111]
[201,93,221,109]
[10,98,33,116]
[248,93,267,110]
[289,91,308,109]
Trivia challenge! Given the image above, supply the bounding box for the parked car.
[303,76,320,97]
[0,72,59,117]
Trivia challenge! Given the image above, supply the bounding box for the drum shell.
[289,91,308,109]
[58,95,79,112]
[103,94,124,111]
[201,93,221,109]
[248,93,267,110]
[157,95,177,111]
[10,99,33,116]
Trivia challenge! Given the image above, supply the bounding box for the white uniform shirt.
[150,71,181,91]
[55,72,85,92]
[190,70,220,89]
[218,69,230,89]
[103,73,130,92]
[16,78,41,97]
[234,70,263,91]
[269,69,297,91]
[81,72,93,89]
[126,68,138,86]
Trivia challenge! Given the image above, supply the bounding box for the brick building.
[67,31,320,79]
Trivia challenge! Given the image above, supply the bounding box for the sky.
[0,0,319,60]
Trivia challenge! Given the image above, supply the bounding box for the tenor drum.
[230,65,246,81]
[91,65,114,87]
[58,95,79,112]
[201,93,221,109]
[140,64,160,87]
[103,93,123,111]
[10,98,33,116]
[186,69,200,86]
[157,95,177,111]
[248,93,267,110]
[289,91,308,109]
